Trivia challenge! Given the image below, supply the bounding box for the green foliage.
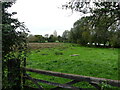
[62,30,70,42]
[26,43,119,88]
[27,34,46,43]
[66,14,120,47]
[62,2,120,48]
[48,35,57,42]
[27,34,38,42]
[57,35,63,42]
[68,17,91,45]
[2,2,28,89]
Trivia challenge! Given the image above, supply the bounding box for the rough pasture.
[26,43,119,89]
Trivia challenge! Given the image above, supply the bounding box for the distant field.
[26,43,119,89]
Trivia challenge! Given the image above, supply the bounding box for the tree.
[44,34,49,38]
[27,35,45,43]
[62,30,70,42]
[63,1,120,47]
[69,17,91,45]
[2,2,29,89]
[57,35,63,42]
[35,35,45,43]
[53,30,57,37]
[109,21,120,47]
[48,35,56,42]
[27,34,38,42]
[63,1,120,31]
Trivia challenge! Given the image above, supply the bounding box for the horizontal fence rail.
[22,67,120,89]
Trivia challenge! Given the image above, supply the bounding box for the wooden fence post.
[7,58,21,90]
[23,57,26,88]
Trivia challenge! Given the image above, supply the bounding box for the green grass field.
[26,43,119,89]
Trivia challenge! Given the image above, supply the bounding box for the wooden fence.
[23,67,120,90]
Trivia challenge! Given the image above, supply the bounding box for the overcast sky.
[8,0,83,36]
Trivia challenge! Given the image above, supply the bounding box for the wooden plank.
[65,80,81,85]
[25,74,44,90]
[51,80,81,90]
[23,67,120,87]
[25,76,80,90]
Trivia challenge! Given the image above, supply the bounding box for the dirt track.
[28,43,63,49]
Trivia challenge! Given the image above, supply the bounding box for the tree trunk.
[7,58,21,90]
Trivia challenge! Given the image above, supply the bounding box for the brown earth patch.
[28,43,64,50]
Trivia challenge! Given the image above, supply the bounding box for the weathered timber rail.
[23,67,120,90]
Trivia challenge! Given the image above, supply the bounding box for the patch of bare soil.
[28,43,63,50]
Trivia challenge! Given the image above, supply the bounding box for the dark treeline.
[63,16,120,48]
[27,34,67,43]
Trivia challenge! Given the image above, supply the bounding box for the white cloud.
[8,0,82,36]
